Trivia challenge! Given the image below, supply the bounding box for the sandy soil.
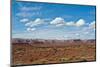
[12,39,96,66]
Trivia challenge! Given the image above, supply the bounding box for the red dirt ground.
[12,40,96,65]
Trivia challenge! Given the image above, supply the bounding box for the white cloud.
[27,27,36,32]
[55,24,64,27]
[16,6,42,17]
[84,31,89,35]
[30,18,44,27]
[75,33,80,36]
[25,18,44,27]
[75,19,85,27]
[20,18,29,23]
[27,28,31,31]
[66,21,75,26]
[24,18,44,32]
[89,21,95,29]
[50,18,85,27]
[16,12,32,17]
[65,19,85,27]
[16,12,41,17]
[20,6,42,11]
[25,21,32,26]
[50,17,65,25]
[31,28,36,31]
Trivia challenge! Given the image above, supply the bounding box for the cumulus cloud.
[50,18,85,27]
[25,22,32,26]
[50,17,65,25]
[66,21,75,26]
[20,17,88,33]
[89,21,95,29]
[23,18,44,32]
[20,18,29,23]
[75,19,85,27]
[65,19,85,27]
[30,18,44,27]
[27,27,36,32]
[25,18,44,27]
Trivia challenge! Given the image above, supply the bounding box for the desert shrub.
[17,48,25,51]
[60,58,69,62]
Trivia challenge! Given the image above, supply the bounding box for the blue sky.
[12,0,96,40]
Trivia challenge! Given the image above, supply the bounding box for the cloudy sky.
[12,0,96,40]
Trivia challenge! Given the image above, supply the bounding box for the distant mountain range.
[12,38,95,45]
